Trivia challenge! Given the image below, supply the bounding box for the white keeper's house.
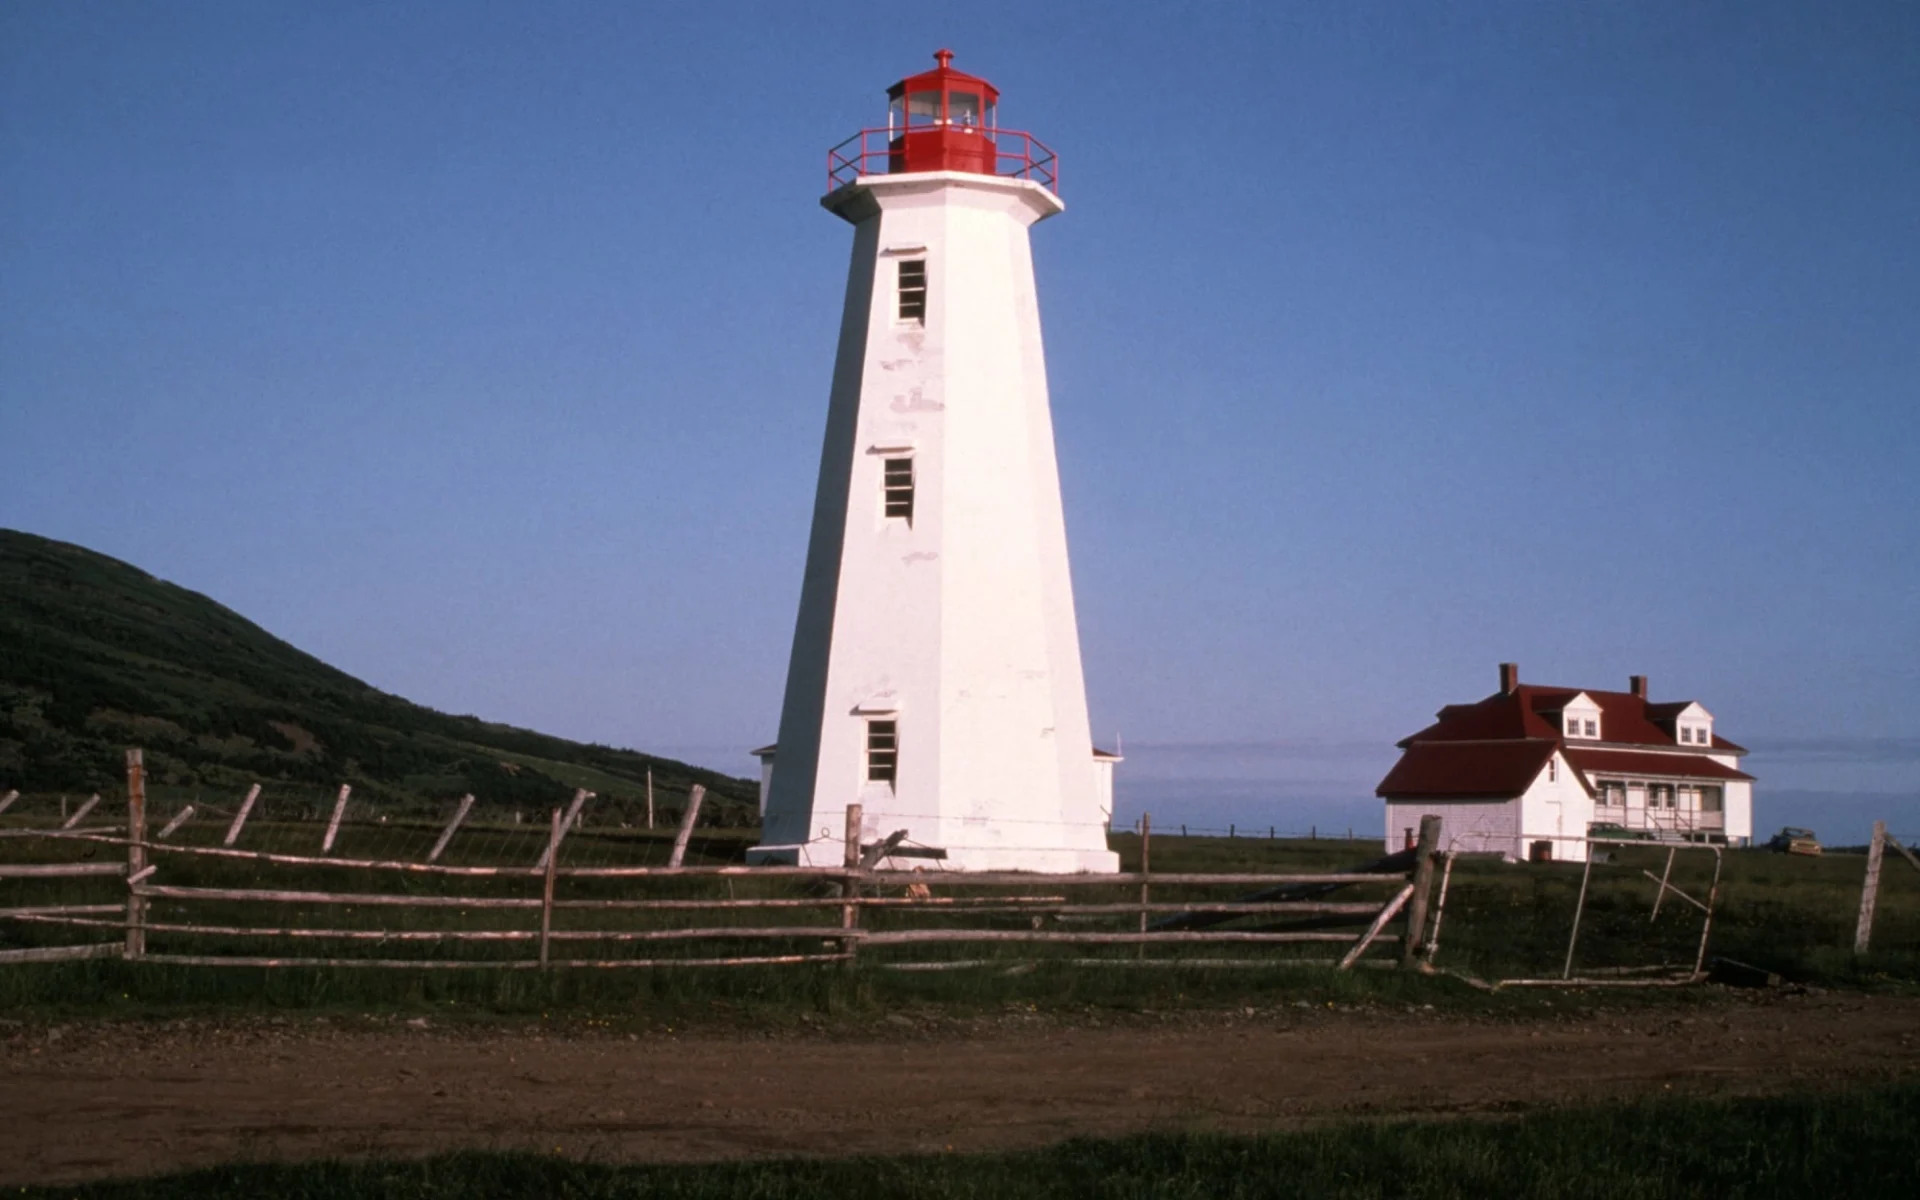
[1376,663,1755,861]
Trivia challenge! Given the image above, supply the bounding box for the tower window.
[866,720,898,784]
[897,260,926,323]
[883,458,914,520]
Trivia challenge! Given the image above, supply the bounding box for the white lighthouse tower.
[749,51,1118,873]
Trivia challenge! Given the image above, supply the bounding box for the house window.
[866,720,898,784]
[1547,758,1558,782]
[883,457,914,521]
[1583,719,1597,738]
[897,260,927,323]
[1700,786,1724,812]
[1650,784,1675,809]
[1598,780,1626,807]
[1679,727,1692,744]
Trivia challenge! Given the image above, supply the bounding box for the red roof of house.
[1561,748,1754,783]
[1377,740,1560,800]
[1396,684,1747,754]
[1376,673,1751,800]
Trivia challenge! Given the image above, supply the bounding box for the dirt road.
[4,991,1917,1186]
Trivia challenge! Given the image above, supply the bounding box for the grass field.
[21,1081,1920,1199]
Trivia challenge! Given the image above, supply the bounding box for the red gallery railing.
[826,128,1059,195]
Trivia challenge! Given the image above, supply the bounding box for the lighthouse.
[748,52,1119,873]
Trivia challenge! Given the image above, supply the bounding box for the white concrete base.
[746,842,1119,873]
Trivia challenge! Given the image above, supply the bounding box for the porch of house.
[1590,778,1730,843]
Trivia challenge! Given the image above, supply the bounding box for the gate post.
[1400,814,1442,969]
[1855,820,1886,954]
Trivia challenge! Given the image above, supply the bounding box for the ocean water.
[655,738,1920,848]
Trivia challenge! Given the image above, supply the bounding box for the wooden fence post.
[666,785,705,869]
[61,794,101,830]
[1399,814,1442,968]
[842,803,863,962]
[1855,820,1886,954]
[223,783,262,847]
[125,750,147,960]
[536,789,592,871]
[156,805,195,841]
[1138,812,1152,929]
[425,794,475,864]
[646,768,654,830]
[320,784,351,854]
[539,806,561,968]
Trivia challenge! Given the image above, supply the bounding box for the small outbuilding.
[1376,663,1755,861]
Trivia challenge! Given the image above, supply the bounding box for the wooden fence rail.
[0,749,1448,976]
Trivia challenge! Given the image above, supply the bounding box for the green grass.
[23,1082,1920,1199]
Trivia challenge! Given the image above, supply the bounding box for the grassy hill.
[0,529,757,819]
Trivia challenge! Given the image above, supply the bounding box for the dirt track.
[4,991,1918,1185]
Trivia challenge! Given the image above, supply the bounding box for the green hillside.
[0,529,756,817]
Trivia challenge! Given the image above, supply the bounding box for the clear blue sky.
[4,2,1916,837]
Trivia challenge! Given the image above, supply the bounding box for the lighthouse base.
[747,841,1119,874]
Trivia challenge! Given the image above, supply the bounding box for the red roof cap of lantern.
[887,47,1001,106]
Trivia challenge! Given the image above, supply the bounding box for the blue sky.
[3,3,1916,838]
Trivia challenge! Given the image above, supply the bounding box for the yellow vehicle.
[1766,827,1822,856]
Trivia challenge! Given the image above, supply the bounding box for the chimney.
[1629,674,1647,700]
[1499,662,1519,695]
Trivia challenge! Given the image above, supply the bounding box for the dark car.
[1588,822,1654,842]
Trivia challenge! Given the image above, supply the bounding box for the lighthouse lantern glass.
[949,92,980,126]
[907,91,940,125]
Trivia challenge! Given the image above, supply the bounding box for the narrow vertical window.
[883,457,914,521]
[866,720,898,784]
[897,260,926,323]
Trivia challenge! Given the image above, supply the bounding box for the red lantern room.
[826,51,1057,195]
[886,49,1000,176]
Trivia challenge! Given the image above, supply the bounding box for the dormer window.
[1559,700,1601,740]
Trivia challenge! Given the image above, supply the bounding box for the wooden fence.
[0,751,1445,974]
